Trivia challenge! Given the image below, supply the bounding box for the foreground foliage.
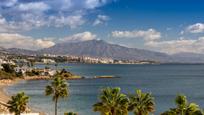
[128,90,155,115]
[45,74,69,115]
[161,95,203,115]
[7,92,29,115]
[93,87,129,115]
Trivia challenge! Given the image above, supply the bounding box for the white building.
[41,59,56,64]
[14,66,32,74]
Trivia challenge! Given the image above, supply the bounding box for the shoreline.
[0,75,118,114]
[0,79,20,113]
[0,78,45,115]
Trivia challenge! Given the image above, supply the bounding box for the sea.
[5,63,204,115]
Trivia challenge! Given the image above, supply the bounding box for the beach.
[0,79,45,115]
[0,79,17,113]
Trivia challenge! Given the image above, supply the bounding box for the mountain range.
[2,40,204,63]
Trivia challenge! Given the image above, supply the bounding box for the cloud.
[0,32,97,50]
[0,33,55,50]
[60,31,97,42]
[186,23,204,33]
[146,37,204,54]
[0,14,48,33]
[0,0,114,32]
[17,2,50,12]
[0,0,17,7]
[112,29,161,41]
[49,15,85,29]
[93,15,110,26]
[111,28,204,54]
[85,0,110,9]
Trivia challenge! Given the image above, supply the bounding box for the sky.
[1,0,204,54]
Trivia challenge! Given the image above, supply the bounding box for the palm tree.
[161,95,203,115]
[7,92,29,115]
[128,90,155,115]
[45,74,69,115]
[93,87,129,115]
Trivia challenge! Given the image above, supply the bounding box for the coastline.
[0,79,19,113]
[0,75,118,114]
[0,79,45,115]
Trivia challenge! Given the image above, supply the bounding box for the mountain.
[40,40,172,62]
[0,47,8,54]
[2,40,204,63]
[6,48,38,55]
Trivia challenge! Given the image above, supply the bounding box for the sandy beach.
[0,79,17,113]
[0,79,45,115]
[0,85,11,103]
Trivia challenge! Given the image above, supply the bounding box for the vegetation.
[93,87,129,115]
[2,84,204,115]
[0,70,15,79]
[161,95,203,115]
[1,63,15,74]
[0,64,23,79]
[59,69,74,78]
[45,74,69,115]
[128,89,155,115]
[7,92,29,115]
[25,70,40,76]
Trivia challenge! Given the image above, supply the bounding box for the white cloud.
[0,33,55,50]
[60,0,72,10]
[0,0,17,7]
[0,15,21,33]
[112,29,161,41]
[17,2,50,12]
[49,15,85,29]
[112,28,204,54]
[60,31,97,42]
[93,15,110,26]
[85,0,108,9]
[146,37,204,54]
[0,13,85,33]
[0,14,48,33]
[0,0,115,32]
[186,23,204,33]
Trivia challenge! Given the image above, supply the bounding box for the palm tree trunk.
[111,108,115,115]
[55,98,58,115]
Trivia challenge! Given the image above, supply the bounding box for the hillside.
[40,40,171,62]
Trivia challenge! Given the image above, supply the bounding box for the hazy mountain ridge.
[2,40,204,63]
[5,48,38,55]
[39,40,171,62]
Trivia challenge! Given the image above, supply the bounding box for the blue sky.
[1,0,204,54]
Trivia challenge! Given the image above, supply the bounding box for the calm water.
[5,64,204,115]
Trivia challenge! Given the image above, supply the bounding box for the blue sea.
[5,64,204,115]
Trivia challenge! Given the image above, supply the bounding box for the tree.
[93,87,129,115]
[2,63,15,73]
[7,92,29,115]
[128,90,155,115]
[45,74,69,115]
[161,95,203,115]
